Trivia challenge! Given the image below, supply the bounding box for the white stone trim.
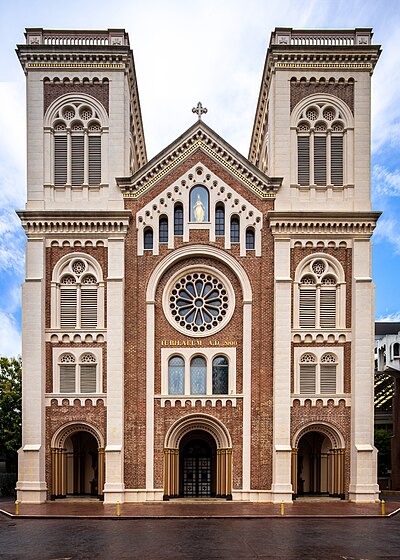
[51,420,104,448]
[136,162,263,257]
[164,413,232,449]
[292,421,345,449]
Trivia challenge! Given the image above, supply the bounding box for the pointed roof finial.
[192,102,208,120]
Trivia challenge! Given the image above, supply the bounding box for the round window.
[163,267,235,337]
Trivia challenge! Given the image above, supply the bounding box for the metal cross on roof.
[192,102,208,120]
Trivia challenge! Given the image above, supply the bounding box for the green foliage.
[0,356,22,471]
[374,428,392,477]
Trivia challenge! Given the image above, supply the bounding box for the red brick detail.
[44,81,109,114]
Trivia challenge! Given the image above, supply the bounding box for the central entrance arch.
[180,430,216,498]
[163,414,233,500]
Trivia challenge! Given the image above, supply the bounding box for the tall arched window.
[60,268,98,329]
[245,227,255,250]
[52,254,104,331]
[212,356,229,394]
[52,102,103,186]
[296,256,344,330]
[296,102,345,186]
[230,216,240,243]
[159,216,168,244]
[168,356,184,395]
[144,227,153,250]
[190,356,206,395]
[190,185,209,222]
[215,203,225,236]
[174,203,184,236]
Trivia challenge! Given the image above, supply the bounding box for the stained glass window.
[168,356,185,395]
[190,356,206,395]
[212,356,229,394]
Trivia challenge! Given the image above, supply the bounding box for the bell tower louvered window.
[296,103,345,187]
[56,257,101,331]
[298,352,338,395]
[297,256,344,330]
[52,102,103,186]
[57,351,99,394]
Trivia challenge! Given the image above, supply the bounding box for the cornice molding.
[268,211,381,237]
[117,124,282,199]
[18,210,132,236]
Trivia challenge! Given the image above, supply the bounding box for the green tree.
[374,428,392,478]
[0,356,22,472]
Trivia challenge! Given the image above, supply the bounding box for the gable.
[117,121,282,200]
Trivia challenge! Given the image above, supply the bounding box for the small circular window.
[163,267,235,337]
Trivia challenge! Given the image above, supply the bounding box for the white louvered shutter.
[298,136,310,186]
[320,364,337,393]
[320,288,336,328]
[314,136,327,185]
[60,365,76,393]
[299,288,316,328]
[80,287,98,329]
[60,287,77,328]
[300,364,316,394]
[331,136,343,186]
[54,135,67,185]
[88,135,101,185]
[71,135,84,185]
[80,364,97,393]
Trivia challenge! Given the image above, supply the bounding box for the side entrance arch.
[163,414,232,500]
[292,423,345,499]
[51,423,105,500]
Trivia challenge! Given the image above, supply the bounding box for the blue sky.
[1,0,400,356]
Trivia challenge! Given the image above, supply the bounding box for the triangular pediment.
[117,121,282,199]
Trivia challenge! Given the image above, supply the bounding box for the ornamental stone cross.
[192,102,208,120]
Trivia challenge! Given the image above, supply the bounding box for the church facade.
[16,27,381,503]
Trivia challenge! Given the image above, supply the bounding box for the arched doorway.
[51,423,105,500]
[163,414,233,500]
[180,430,216,498]
[292,425,345,499]
[64,431,98,496]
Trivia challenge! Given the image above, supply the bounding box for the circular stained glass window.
[164,268,234,337]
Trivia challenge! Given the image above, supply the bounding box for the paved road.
[1,515,399,559]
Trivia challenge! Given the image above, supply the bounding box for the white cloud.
[0,311,21,358]
[372,164,400,197]
[373,217,400,253]
[377,311,400,322]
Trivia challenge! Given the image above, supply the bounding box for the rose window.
[165,270,234,336]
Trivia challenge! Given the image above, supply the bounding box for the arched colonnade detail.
[291,423,345,498]
[50,422,105,500]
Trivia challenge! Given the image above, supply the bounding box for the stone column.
[16,238,47,503]
[291,448,298,496]
[349,238,379,502]
[98,447,105,498]
[103,238,126,503]
[271,238,293,502]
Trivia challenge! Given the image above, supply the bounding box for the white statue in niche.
[193,194,205,222]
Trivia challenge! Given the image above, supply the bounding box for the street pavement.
[1,514,400,559]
